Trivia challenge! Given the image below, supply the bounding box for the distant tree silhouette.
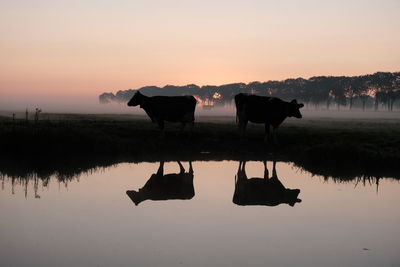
[99,72,400,111]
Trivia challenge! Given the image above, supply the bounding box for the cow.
[234,93,304,143]
[126,161,194,206]
[127,91,197,136]
[233,160,301,207]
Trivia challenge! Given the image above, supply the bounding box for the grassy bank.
[1,115,400,179]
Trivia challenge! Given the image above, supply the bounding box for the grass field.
[0,114,399,180]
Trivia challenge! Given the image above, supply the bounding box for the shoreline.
[1,115,400,180]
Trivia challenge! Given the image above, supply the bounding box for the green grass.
[1,115,400,179]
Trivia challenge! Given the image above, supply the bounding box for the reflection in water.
[1,161,400,267]
[0,173,44,198]
[0,158,391,198]
[354,176,380,193]
[0,170,86,198]
[233,160,302,207]
[0,157,114,198]
[1,174,50,198]
[126,161,194,205]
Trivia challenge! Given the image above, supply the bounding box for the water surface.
[1,161,399,267]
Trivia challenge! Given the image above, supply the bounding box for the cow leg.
[156,119,163,130]
[243,121,248,138]
[272,126,279,145]
[157,120,165,138]
[237,161,247,181]
[157,161,164,176]
[272,160,277,178]
[177,161,185,174]
[241,161,247,178]
[269,160,285,190]
[188,122,194,136]
[243,161,247,180]
[239,120,248,139]
[236,162,241,183]
[264,124,270,143]
[263,160,269,179]
[238,161,246,173]
[180,122,186,131]
[188,161,193,174]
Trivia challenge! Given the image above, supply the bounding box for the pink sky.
[1,0,399,111]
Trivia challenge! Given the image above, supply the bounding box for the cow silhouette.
[233,161,301,207]
[127,91,197,136]
[126,161,194,205]
[234,93,304,143]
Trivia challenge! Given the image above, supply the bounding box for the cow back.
[233,177,300,206]
[141,172,195,201]
[142,95,196,122]
[238,95,291,126]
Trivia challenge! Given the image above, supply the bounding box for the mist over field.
[0,96,125,114]
[1,98,400,122]
[3,71,400,120]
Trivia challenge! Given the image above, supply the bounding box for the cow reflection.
[233,161,301,207]
[127,161,194,205]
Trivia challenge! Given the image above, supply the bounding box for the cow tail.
[234,94,239,125]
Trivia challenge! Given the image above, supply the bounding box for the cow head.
[126,190,143,205]
[127,91,144,106]
[284,188,302,207]
[288,99,304,118]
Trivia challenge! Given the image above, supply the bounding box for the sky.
[1,0,399,111]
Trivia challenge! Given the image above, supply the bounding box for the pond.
[1,161,399,267]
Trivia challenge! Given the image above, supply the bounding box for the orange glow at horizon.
[1,0,400,102]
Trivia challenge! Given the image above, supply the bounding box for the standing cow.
[127,91,197,136]
[126,161,194,206]
[234,93,304,143]
[233,160,302,207]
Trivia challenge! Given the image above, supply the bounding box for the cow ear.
[290,99,298,104]
[298,103,304,108]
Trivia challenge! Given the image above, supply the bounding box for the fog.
[1,96,399,121]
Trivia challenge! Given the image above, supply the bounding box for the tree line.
[99,72,400,111]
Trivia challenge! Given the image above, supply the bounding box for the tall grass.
[0,116,399,180]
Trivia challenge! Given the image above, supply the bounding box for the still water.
[1,161,399,267]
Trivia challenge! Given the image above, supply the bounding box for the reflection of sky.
[1,161,399,266]
[1,0,400,105]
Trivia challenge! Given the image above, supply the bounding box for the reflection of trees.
[0,157,116,198]
[1,156,398,198]
[99,72,400,111]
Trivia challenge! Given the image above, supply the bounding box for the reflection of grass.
[0,115,400,179]
[0,156,117,198]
